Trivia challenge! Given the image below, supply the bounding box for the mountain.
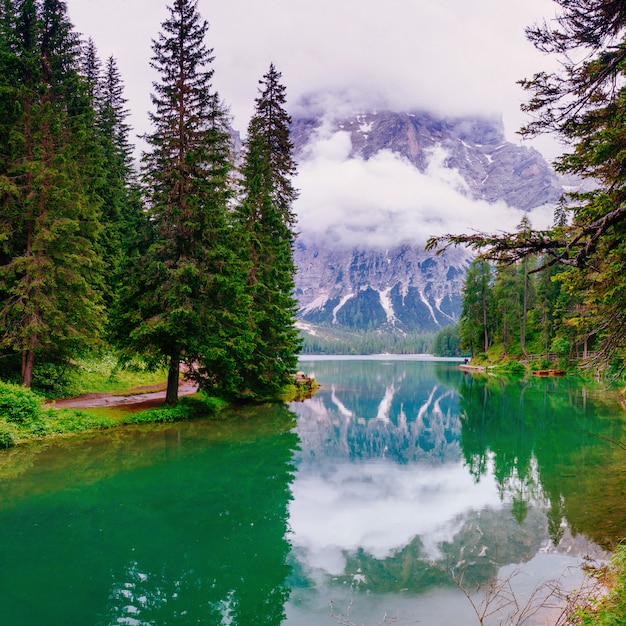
[294,243,468,334]
[291,110,562,210]
[291,109,565,338]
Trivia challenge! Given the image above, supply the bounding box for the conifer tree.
[236,63,301,396]
[112,0,253,403]
[92,53,140,284]
[81,37,101,106]
[493,263,518,355]
[0,0,20,209]
[0,0,104,387]
[459,260,493,355]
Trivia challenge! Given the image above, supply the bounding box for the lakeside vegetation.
[427,2,626,389]
[300,327,436,355]
[0,359,225,449]
[574,544,626,626]
[0,352,316,449]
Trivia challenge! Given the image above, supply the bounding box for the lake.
[0,357,624,625]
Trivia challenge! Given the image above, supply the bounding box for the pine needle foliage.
[111,0,254,403]
[0,0,105,387]
[235,64,302,397]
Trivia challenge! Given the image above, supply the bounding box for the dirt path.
[51,380,199,410]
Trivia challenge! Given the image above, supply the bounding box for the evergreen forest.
[0,0,301,402]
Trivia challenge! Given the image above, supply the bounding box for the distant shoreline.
[298,354,465,362]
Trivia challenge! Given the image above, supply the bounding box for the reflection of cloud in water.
[289,459,503,576]
[288,359,615,622]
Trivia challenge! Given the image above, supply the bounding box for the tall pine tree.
[236,63,301,397]
[459,259,493,355]
[91,53,140,286]
[112,0,253,403]
[0,0,104,387]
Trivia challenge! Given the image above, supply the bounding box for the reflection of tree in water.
[457,374,626,549]
[96,404,298,625]
[334,505,553,594]
[0,404,299,626]
[291,362,620,601]
[292,361,568,597]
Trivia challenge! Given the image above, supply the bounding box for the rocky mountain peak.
[292,110,562,211]
[291,108,564,338]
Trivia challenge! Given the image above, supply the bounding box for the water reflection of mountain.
[289,359,619,607]
[294,360,462,464]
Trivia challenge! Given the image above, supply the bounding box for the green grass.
[41,394,227,439]
[490,360,528,376]
[62,354,168,397]
[0,377,228,448]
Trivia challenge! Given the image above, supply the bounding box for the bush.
[0,381,44,423]
[494,360,527,376]
[572,544,626,625]
[0,419,19,448]
[128,394,223,424]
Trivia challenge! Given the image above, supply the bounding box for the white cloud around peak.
[294,127,556,249]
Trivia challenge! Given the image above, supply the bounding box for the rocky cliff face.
[292,110,562,211]
[294,243,469,333]
[291,110,564,334]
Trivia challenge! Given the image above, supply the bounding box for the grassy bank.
[0,379,228,448]
[0,355,318,448]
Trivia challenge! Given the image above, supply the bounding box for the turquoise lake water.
[0,357,624,625]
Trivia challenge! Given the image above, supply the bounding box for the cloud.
[294,125,556,249]
[65,0,561,243]
[288,459,503,576]
[66,0,559,148]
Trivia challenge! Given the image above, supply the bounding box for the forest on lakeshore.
[428,0,626,382]
[0,0,301,402]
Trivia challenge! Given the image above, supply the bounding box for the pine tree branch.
[426,202,626,268]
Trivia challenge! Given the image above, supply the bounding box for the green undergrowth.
[0,381,228,448]
[468,348,587,377]
[60,354,169,398]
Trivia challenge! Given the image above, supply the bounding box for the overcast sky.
[66,0,562,247]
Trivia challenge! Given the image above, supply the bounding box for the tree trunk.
[482,293,489,353]
[21,349,35,388]
[521,263,528,356]
[165,353,180,405]
[502,306,508,355]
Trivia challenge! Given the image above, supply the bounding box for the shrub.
[494,360,527,376]
[536,357,557,370]
[28,420,49,437]
[0,382,44,423]
[0,419,19,448]
[127,395,224,424]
